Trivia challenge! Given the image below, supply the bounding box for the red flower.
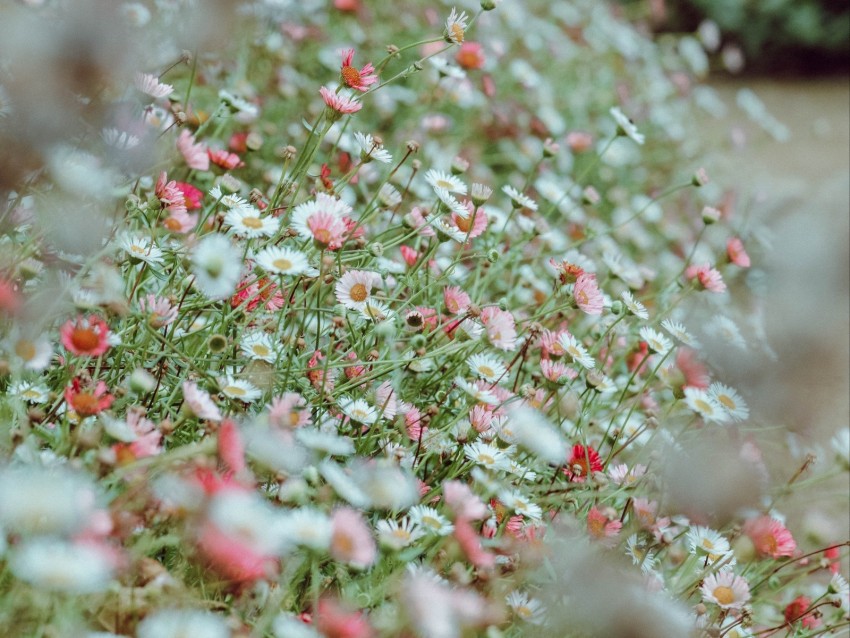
[316,598,374,638]
[339,49,378,92]
[64,378,114,417]
[455,41,485,70]
[784,595,822,629]
[59,315,111,357]
[174,181,203,210]
[208,148,244,170]
[563,444,603,482]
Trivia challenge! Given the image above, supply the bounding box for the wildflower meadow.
[0,1,847,637]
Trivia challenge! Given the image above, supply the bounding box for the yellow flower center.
[272,258,293,271]
[252,345,271,357]
[717,395,735,409]
[242,216,263,229]
[15,340,36,361]
[341,65,361,87]
[349,283,368,303]
[713,585,735,606]
[450,24,465,43]
[478,365,495,378]
[225,385,246,397]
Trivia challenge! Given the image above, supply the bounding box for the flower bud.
[692,167,710,187]
[129,368,157,394]
[701,205,721,225]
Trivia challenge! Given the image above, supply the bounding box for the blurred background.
[617,0,849,544]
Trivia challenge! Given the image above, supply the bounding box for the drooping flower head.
[340,49,378,92]
[320,86,362,118]
[444,7,469,44]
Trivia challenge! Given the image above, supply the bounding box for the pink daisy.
[685,263,727,293]
[138,294,177,328]
[267,393,311,428]
[208,148,244,170]
[573,273,604,315]
[586,506,622,541]
[742,515,796,559]
[540,359,577,384]
[319,86,362,116]
[330,508,376,568]
[727,237,751,268]
[450,203,488,239]
[59,314,111,357]
[443,285,471,315]
[480,306,517,351]
[176,129,209,171]
[339,49,378,92]
[182,381,222,421]
[64,378,113,418]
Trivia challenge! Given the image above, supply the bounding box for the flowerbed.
[0,1,847,637]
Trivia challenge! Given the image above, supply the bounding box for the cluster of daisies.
[0,1,847,638]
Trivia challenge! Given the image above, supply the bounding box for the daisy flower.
[9,539,115,595]
[467,353,507,383]
[377,183,402,207]
[335,269,380,310]
[639,326,673,356]
[134,72,174,99]
[742,515,796,559]
[291,194,351,248]
[9,381,50,404]
[60,314,111,357]
[353,131,392,163]
[409,505,454,536]
[686,526,730,557]
[182,381,222,421]
[706,315,747,350]
[463,441,510,471]
[434,187,469,216]
[701,572,750,610]
[444,7,469,44]
[499,490,543,521]
[425,169,467,195]
[625,533,657,571]
[64,378,113,417]
[6,333,52,370]
[176,129,209,171]
[558,333,595,369]
[661,318,700,348]
[240,332,278,363]
[139,294,178,328]
[338,397,378,425]
[102,128,140,150]
[610,106,645,145]
[708,382,749,422]
[254,245,309,276]
[330,508,376,568]
[450,204,488,239]
[219,377,262,403]
[443,285,471,315]
[319,86,362,117]
[828,572,850,611]
[223,207,279,238]
[191,233,243,300]
[564,444,603,482]
[268,393,311,429]
[121,234,164,266]
[280,508,333,552]
[683,387,727,423]
[454,376,500,405]
[501,184,537,210]
[505,591,547,625]
[573,273,604,315]
[339,49,378,92]
[685,263,726,293]
[480,306,517,351]
[359,299,393,323]
[376,517,424,550]
[727,237,751,268]
[621,291,649,320]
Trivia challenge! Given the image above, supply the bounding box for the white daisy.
[102,128,140,150]
[639,326,673,356]
[505,591,547,625]
[10,539,114,594]
[434,187,470,216]
[254,245,309,276]
[376,517,425,550]
[279,508,332,552]
[219,377,262,402]
[558,333,595,369]
[454,376,500,405]
[686,526,730,557]
[453,318,485,341]
[378,183,402,207]
[501,184,538,210]
[191,233,243,300]
[466,353,507,383]
[120,235,164,266]
[409,505,454,536]
[335,269,380,310]
[425,169,467,195]
[499,490,543,521]
[463,441,510,471]
[444,7,469,44]
[706,315,747,350]
[239,332,278,363]
[359,299,394,323]
[5,333,52,371]
[353,132,392,164]
[138,610,229,638]
[338,397,378,425]
[708,382,749,422]
[224,207,280,239]
[9,381,50,404]
[610,106,645,145]
[134,72,174,99]
[661,318,700,348]
[296,427,355,456]
[621,291,649,320]
[683,387,727,423]
[625,533,657,571]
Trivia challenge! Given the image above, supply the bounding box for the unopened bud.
[129,368,157,394]
[692,167,710,187]
[702,205,721,225]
